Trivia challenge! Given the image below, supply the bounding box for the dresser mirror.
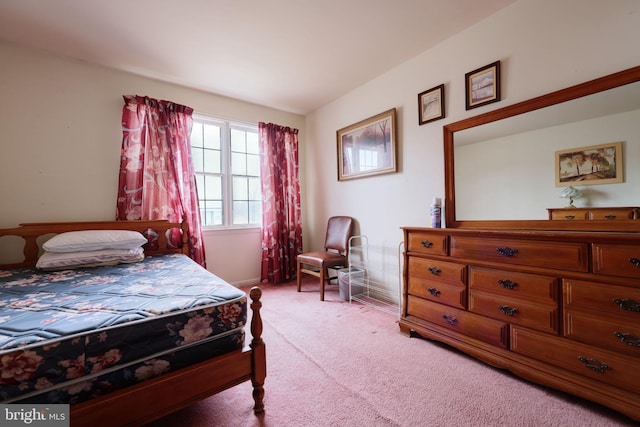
[444,66,640,231]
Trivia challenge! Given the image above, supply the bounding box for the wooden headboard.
[0,218,189,269]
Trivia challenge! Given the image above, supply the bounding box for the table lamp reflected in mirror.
[560,186,583,208]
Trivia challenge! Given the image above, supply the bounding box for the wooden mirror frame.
[444,65,640,232]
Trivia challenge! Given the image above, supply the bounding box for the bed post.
[180,214,190,256]
[249,286,266,414]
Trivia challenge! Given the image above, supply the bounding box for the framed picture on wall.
[465,61,501,110]
[418,84,445,125]
[555,141,624,186]
[337,108,397,181]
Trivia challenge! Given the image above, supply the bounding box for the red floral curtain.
[116,95,205,266]
[259,122,302,283]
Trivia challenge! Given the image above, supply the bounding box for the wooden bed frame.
[0,218,266,427]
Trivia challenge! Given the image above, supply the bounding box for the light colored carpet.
[146,279,635,427]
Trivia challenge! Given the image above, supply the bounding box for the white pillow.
[42,230,147,253]
[36,247,145,270]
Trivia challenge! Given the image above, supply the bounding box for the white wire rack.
[344,235,403,317]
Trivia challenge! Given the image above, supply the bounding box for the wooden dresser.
[400,227,640,421]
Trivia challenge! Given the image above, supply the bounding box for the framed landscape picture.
[418,84,445,125]
[555,141,623,186]
[465,61,501,110]
[337,108,397,181]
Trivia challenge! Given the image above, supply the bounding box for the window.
[190,116,261,228]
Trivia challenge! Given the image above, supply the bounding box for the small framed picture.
[465,61,501,110]
[418,84,445,125]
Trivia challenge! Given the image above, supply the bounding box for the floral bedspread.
[0,254,247,404]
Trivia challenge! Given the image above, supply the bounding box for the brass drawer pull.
[497,279,518,289]
[613,298,640,312]
[496,247,518,257]
[427,287,441,297]
[428,266,441,275]
[614,332,640,347]
[578,356,610,373]
[564,215,575,220]
[604,215,617,220]
[498,305,518,316]
[442,314,457,325]
[630,257,640,268]
[421,240,433,248]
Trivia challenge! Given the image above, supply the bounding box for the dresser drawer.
[547,207,638,221]
[592,243,640,280]
[548,208,589,221]
[469,266,558,303]
[406,296,508,349]
[563,279,640,317]
[408,257,466,285]
[589,207,638,220]
[565,310,640,357]
[469,290,559,334]
[563,278,640,357]
[450,236,589,272]
[408,275,466,309]
[407,232,448,256]
[512,326,640,394]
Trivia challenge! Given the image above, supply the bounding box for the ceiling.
[0,0,515,114]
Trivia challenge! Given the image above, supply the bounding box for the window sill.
[202,227,261,236]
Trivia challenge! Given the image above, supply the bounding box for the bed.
[0,218,266,426]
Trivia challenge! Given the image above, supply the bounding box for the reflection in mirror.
[444,66,640,231]
[455,82,640,220]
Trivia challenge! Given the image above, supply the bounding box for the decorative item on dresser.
[558,186,583,208]
[400,227,640,421]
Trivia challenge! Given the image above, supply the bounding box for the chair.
[297,216,354,301]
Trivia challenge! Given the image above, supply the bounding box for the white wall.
[0,42,304,284]
[303,0,640,250]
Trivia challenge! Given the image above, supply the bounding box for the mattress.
[0,254,247,404]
